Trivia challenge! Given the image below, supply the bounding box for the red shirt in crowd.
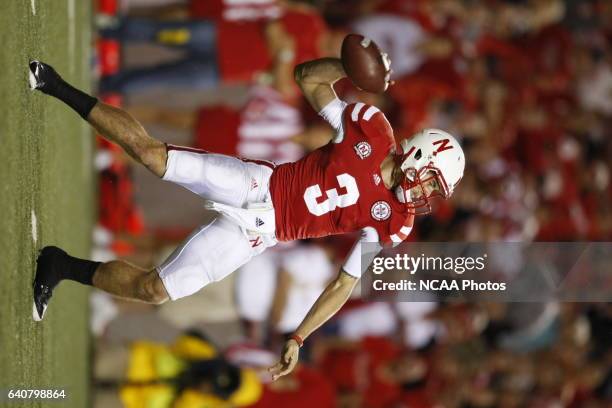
[248,364,336,408]
[319,336,404,408]
[215,8,327,82]
[189,0,281,22]
[194,86,304,164]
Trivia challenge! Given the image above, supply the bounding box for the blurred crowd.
[89,0,611,407]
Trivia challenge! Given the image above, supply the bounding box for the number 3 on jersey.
[303,173,360,216]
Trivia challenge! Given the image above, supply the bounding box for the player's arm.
[268,268,358,380]
[269,269,292,328]
[264,21,298,100]
[294,58,347,112]
[268,229,382,380]
[292,268,358,338]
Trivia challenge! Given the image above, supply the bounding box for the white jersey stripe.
[351,103,365,121]
[400,226,412,235]
[390,234,402,243]
[363,106,379,121]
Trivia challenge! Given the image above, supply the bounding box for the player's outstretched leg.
[33,246,169,321]
[29,60,167,177]
[29,60,98,119]
[33,246,100,321]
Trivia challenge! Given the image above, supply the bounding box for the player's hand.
[267,339,300,381]
[381,52,395,90]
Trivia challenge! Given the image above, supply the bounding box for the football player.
[29,56,464,379]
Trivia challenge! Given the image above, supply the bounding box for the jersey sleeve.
[318,98,348,143]
[342,227,383,278]
[379,214,415,247]
[345,103,396,152]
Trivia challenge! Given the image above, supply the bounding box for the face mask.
[395,185,410,204]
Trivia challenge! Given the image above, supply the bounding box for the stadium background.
[1,0,610,407]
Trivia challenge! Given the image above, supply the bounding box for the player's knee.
[137,271,169,304]
[139,145,168,178]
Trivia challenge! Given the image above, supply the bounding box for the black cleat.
[28,60,62,94]
[32,246,66,321]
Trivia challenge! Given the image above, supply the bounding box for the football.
[341,34,391,93]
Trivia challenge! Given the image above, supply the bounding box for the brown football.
[341,34,390,93]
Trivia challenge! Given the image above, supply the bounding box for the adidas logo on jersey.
[255,217,265,227]
[373,173,381,185]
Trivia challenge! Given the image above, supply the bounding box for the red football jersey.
[269,103,414,245]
